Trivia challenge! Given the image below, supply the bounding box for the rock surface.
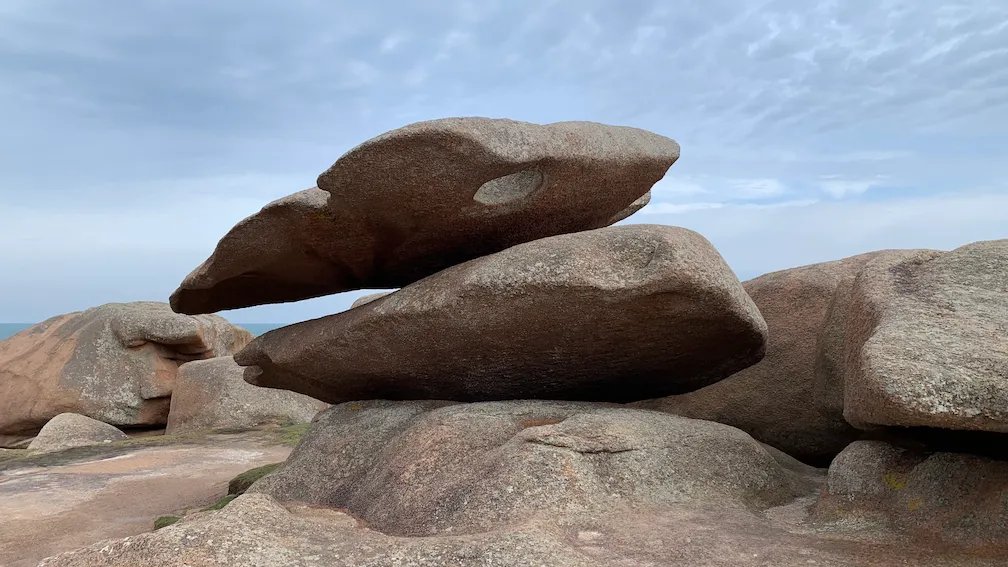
[815,440,1008,549]
[1,432,292,567]
[165,357,328,434]
[839,241,1008,431]
[0,302,252,447]
[26,413,128,453]
[39,405,1003,567]
[249,400,818,536]
[170,117,680,314]
[635,254,879,463]
[349,291,393,308]
[236,224,767,404]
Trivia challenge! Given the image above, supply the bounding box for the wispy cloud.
[0,0,1005,322]
[818,175,890,198]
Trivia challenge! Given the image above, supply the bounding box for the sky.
[1,0,1006,324]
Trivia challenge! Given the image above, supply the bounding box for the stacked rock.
[41,118,1008,565]
[171,117,769,405]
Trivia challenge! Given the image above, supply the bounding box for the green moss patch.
[201,494,239,511]
[153,515,181,530]
[228,462,283,495]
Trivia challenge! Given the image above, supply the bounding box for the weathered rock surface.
[40,405,1002,567]
[248,400,818,536]
[26,413,128,453]
[236,224,767,404]
[839,241,1008,431]
[811,249,940,424]
[170,117,680,314]
[815,440,1008,549]
[165,357,328,434]
[0,302,252,447]
[635,254,879,462]
[349,291,393,308]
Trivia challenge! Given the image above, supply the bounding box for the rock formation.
[26,413,128,453]
[170,118,680,314]
[815,440,1008,548]
[837,240,1008,432]
[30,118,1008,565]
[0,302,252,447]
[165,356,328,434]
[236,224,767,404]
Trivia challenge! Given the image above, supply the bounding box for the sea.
[0,322,284,341]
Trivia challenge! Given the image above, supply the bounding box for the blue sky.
[1,0,1006,324]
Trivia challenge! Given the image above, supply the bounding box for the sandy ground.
[0,433,292,567]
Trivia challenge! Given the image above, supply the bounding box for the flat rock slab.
[0,433,291,567]
[840,240,1008,431]
[170,117,679,314]
[236,224,767,404]
[0,302,252,446]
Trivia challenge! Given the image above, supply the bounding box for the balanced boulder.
[170,118,680,314]
[26,413,128,453]
[838,240,1008,432]
[236,224,767,404]
[0,302,252,447]
[166,356,328,434]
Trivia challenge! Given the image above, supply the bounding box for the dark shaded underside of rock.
[235,224,767,404]
[169,117,679,314]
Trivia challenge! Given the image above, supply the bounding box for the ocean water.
[237,323,286,336]
[0,322,284,341]
[0,323,31,340]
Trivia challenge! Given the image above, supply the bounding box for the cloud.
[0,0,1005,323]
[818,175,889,198]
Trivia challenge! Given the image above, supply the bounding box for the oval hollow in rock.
[473,169,544,205]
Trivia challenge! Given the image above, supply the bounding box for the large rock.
[26,413,128,453]
[815,440,1008,548]
[249,400,819,536]
[635,254,880,463]
[236,224,767,404]
[0,302,252,447]
[165,356,327,433]
[838,241,1008,431]
[170,118,680,314]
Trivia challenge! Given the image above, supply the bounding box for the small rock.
[27,413,128,453]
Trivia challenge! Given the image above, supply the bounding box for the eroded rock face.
[26,413,127,453]
[635,254,881,463]
[0,302,252,446]
[249,400,818,537]
[165,357,328,434]
[839,241,1008,432]
[236,225,767,404]
[815,440,1008,548]
[170,118,680,314]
